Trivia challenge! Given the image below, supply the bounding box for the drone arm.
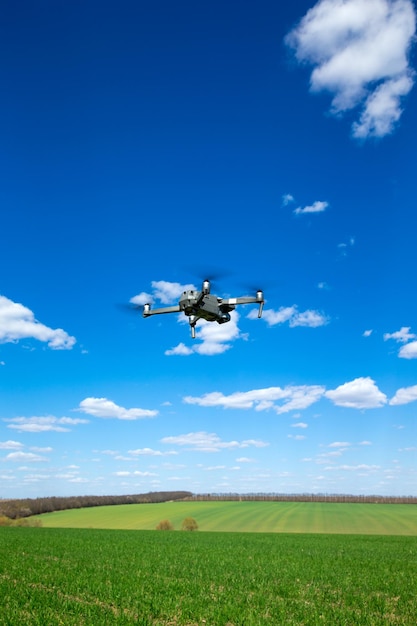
[143,304,181,317]
[221,292,264,318]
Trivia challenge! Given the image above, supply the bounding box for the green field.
[1,527,417,625]
[37,501,417,535]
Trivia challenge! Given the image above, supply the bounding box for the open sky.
[1,0,417,499]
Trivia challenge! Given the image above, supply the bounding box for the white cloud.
[390,384,417,405]
[286,0,416,138]
[184,385,325,414]
[398,341,417,359]
[0,440,24,449]
[160,431,269,453]
[294,200,329,215]
[4,451,47,462]
[363,329,373,337]
[325,464,380,472]
[4,416,88,433]
[253,306,296,325]
[282,193,295,206]
[133,470,158,477]
[0,295,76,349]
[249,305,329,328]
[325,376,387,408]
[292,422,308,428]
[78,397,158,420]
[384,326,416,342]
[329,441,351,448]
[290,309,329,327]
[128,447,178,456]
[166,311,244,357]
[152,280,196,304]
[129,292,154,306]
[130,280,196,307]
[165,342,194,356]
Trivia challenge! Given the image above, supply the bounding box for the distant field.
[1,527,417,625]
[37,501,417,534]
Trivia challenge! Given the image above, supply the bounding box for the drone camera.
[143,303,151,317]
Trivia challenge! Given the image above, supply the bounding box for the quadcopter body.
[143,279,264,338]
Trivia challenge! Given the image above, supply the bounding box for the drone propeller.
[116,302,143,314]
[185,266,232,290]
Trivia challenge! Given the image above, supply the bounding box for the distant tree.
[181,517,198,531]
[156,519,174,530]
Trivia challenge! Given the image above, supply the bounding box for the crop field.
[1,527,417,625]
[36,500,417,535]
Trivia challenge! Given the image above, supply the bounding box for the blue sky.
[1,0,417,499]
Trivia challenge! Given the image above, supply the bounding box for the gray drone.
[143,279,264,338]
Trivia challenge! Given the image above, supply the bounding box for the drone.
[142,279,264,338]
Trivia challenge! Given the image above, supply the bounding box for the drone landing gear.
[188,311,231,338]
[189,316,197,339]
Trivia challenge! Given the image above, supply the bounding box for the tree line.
[184,493,417,504]
[2,490,416,520]
[0,491,192,520]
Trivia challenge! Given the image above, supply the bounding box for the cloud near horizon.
[160,431,269,453]
[4,416,88,433]
[286,0,416,138]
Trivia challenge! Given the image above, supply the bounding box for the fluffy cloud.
[160,431,269,453]
[0,295,76,349]
[294,200,329,215]
[290,309,329,327]
[384,327,417,358]
[390,384,417,405]
[4,451,47,462]
[165,342,194,356]
[324,464,380,472]
[282,193,295,206]
[78,397,158,420]
[398,341,417,359]
[128,447,178,457]
[130,280,196,306]
[0,440,24,449]
[286,0,416,138]
[325,376,387,408]
[166,311,244,356]
[184,385,325,414]
[4,416,88,433]
[384,326,416,342]
[249,306,329,328]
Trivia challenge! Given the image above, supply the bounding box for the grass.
[36,500,417,535]
[1,527,417,625]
